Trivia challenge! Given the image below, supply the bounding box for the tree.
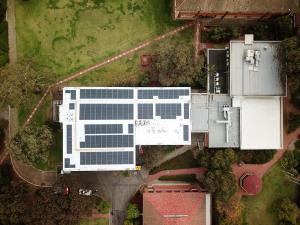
[281,151,299,176]
[216,194,244,225]
[150,42,201,86]
[274,198,298,225]
[288,113,300,133]
[0,177,94,225]
[0,61,52,108]
[203,170,237,202]
[207,26,239,43]
[7,125,53,165]
[210,149,236,170]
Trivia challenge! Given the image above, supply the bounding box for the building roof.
[143,191,210,225]
[240,97,283,149]
[230,40,285,96]
[241,174,262,195]
[208,95,240,148]
[175,0,299,13]
[191,93,208,132]
[60,87,191,171]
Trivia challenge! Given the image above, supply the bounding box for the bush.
[97,200,111,214]
[206,26,239,43]
[274,198,298,225]
[295,139,300,150]
[288,113,300,133]
[238,150,275,164]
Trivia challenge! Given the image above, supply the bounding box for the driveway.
[70,169,148,225]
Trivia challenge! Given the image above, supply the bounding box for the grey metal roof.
[191,94,208,132]
[208,95,240,148]
[230,41,284,96]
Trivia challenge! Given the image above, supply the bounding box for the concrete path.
[6,0,17,63]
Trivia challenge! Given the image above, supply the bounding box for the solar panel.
[80,151,134,165]
[184,103,189,119]
[65,158,75,168]
[80,89,134,99]
[138,89,189,99]
[85,124,123,134]
[66,125,72,154]
[183,125,189,141]
[80,135,134,148]
[156,104,181,119]
[79,104,134,120]
[138,104,153,119]
[128,124,134,134]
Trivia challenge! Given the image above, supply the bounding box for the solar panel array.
[80,135,134,148]
[184,103,189,119]
[80,151,134,165]
[80,89,134,99]
[65,90,76,100]
[128,124,134,133]
[79,104,134,120]
[183,125,189,141]
[65,158,75,168]
[85,124,123,134]
[66,125,72,154]
[138,104,153,119]
[138,89,189,99]
[156,104,181,119]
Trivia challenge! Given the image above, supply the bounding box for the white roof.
[240,97,283,149]
[60,87,191,171]
[230,40,284,96]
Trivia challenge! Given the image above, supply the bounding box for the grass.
[15,0,183,78]
[80,218,109,225]
[159,174,197,183]
[241,163,299,225]
[150,150,198,174]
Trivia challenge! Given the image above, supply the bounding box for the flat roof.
[230,40,284,96]
[175,0,299,13]
[191,93,208,132]
[208,95,240,148]
[240,97,283,149]
[60,87,191,171]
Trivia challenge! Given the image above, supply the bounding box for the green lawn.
[16,0,183,78]
[150,150,198,174]
[241,163,299,225]
[80,218,109,225]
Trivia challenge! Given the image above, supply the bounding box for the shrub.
[97,201,111,214]
[274,198,298,225]
[288,113,300,133]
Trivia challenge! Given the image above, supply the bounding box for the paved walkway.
[11,158,57,187]
[6,0,17,63]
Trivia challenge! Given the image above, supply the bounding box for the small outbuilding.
[240,173,262,195]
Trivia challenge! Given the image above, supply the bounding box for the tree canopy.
[274,198,299,225]
[7,125,53,165]
[203,169,237,202]
[0,61,52,108]
[150,42,202,86]
[0,176,94,225]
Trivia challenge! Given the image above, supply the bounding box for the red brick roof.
[143,191,206,225]
[241,174,262,195]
